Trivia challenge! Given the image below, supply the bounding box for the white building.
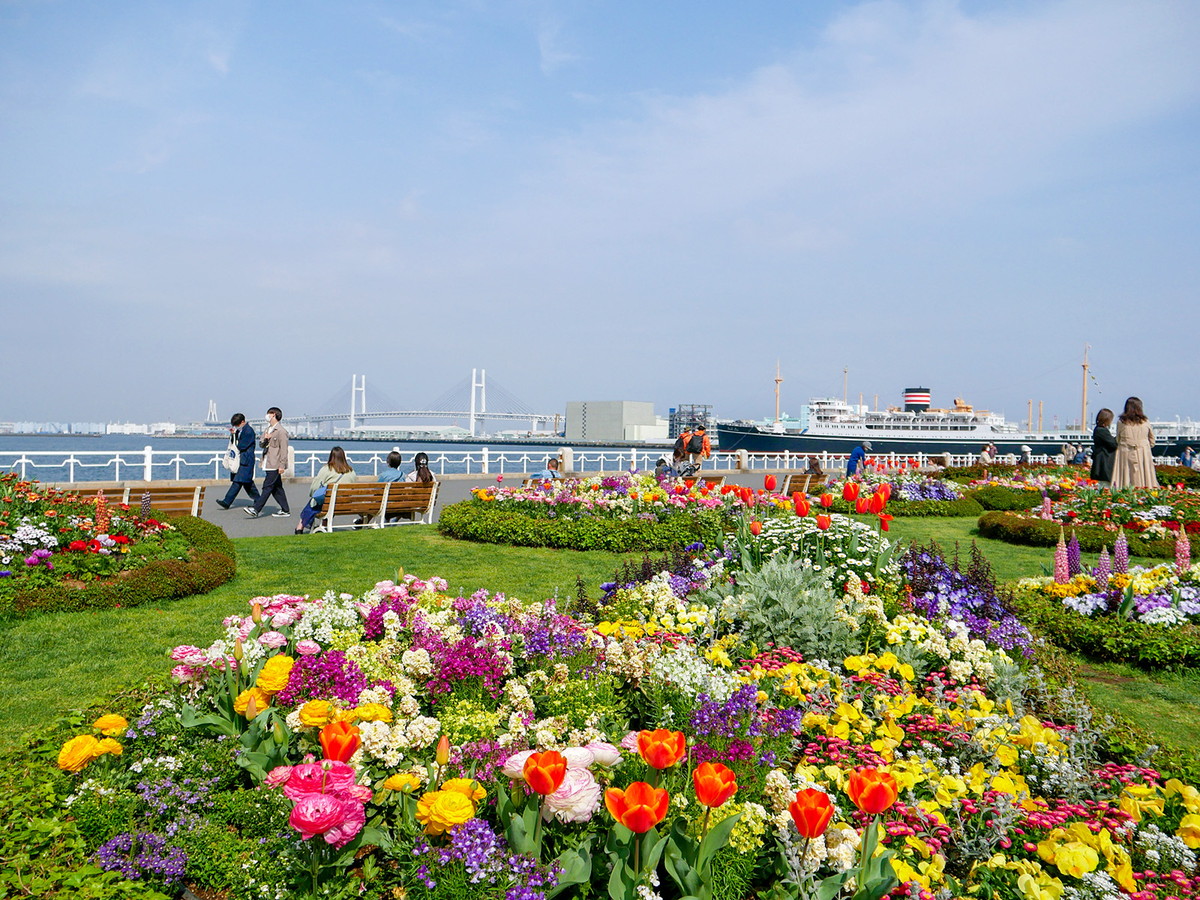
[565,401,669,443]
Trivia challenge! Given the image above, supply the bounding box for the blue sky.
[3,0,1199,428]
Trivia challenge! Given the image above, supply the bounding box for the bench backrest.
[780,473,825,496]
[98,485,206,517]
[317,480,438,530]
[324,483,389,515]
[382,481,437,514]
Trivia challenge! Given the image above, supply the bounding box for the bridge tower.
[350,375,367,429]
[206,400,219,424]
[469,368,486,438]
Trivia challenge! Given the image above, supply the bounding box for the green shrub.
[3,516,236,618]
[1155,465,1200,489]
[437,501,723,551]
[965,484,1042,511]
[886,497,985,517]
[976,511,1191,558]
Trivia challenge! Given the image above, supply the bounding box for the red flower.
[749,520,762,536]
[318,721,361,763]
[764,474,777,492]
[636,729,687,769]
[523,750,568,795]
[842,482,860,502]
[846,768,898,814]
[819,493,834,508]
[868,492,888,514]
[877,513,894,532]
[68,540,87,551]
[605,782,669,833]
[855,498,869,514]
[693,761,738,808]
[794,496,810,517]
[816,514,832,531]
[789,787,834,838]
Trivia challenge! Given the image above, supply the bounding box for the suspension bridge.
[289,369,561,437]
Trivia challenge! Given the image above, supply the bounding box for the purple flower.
[275,651,370,705]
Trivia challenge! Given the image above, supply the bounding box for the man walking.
[247,407,291,518]
[216,413,260,509]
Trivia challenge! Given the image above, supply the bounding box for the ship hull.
[718,423,1084,457]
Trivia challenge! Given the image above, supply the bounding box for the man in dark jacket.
[216,413,261,508]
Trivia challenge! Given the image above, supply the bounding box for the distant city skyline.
[3,1,1199,425]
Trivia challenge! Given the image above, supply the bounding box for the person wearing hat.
[1018,445,1033,465]
[847,441,870,477]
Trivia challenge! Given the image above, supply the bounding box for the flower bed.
[1045,485,1200,539]
[0,474,235,616]
[977,511,1191,560]
[28,541,1200,899]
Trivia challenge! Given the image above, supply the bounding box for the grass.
[0,515,1188,760]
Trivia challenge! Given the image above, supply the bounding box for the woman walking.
[1111,397,1158,490]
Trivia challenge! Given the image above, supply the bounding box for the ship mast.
[774,361,783,424]
[842,367,848,404]
[1080,344,1090,432]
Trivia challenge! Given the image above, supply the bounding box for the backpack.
[686,432,705,454]
[674,432,690,456]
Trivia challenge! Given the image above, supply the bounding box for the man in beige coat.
[247,407,291,518]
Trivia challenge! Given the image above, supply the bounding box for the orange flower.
[436,734,451,766]
[878,513,894,531]
[868,491,888,514]
[749,520,762,536]
[523,750,568,795]
[692,761,738,808]
[605,782,669,833]
[763,474,777,491]
[847,767,898,815]
[636,729,687,770]
[816,514,832,531]
[855,498,869,514]
[842,482,860,502]
[789,787,834,838]
[819,493,834,508]
[319,720,361,763]
[793,495,810,517]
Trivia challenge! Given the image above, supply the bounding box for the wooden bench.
[97,485,206,517]
[682,474,726,488]
[312,481,438,533]
[780,473,826,496]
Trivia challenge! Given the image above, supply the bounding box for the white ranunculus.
[543,767,602,823]
[584,740,622,767]
[500,749,536,780]
[561,747,595,770]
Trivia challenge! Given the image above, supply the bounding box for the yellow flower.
[233,687,271,719]
[255,655,294,694]
[349,703,394,723]
[384,773,423,793]
[1166,778,1200,814]
[92,714,128,736]
[1178,814,1200,849]
[299,699,336,727]
[58,735,102,772]
[1118,784,1164,822]
[440,778,486,802]
[94,737,122,757]
[415,789,477,835]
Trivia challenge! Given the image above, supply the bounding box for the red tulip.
[319,721,361,763]
[855,497,869,514]
[764,474,777,491]
[816,514,832,531]
[636,729,687,770]
[789,787,834,838]
[693,761,738,808]
[523,750,568,795]
[876,483,892,502]
[847,768,898,814]
[793,495,810,517]
[869,492,887,514]
[749,520,762,536]
[842,482,860,502]
[605,782,669,833]
[819,493,834,508]
[878,513,894,532]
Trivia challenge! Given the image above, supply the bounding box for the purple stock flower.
[275,650,370,705]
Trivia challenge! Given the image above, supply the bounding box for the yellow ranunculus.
[440,778,486,802]
[1166,778,1200,814]
[92,714,128,736]
[349,703,393,723]
[234,687,271,719]
[94,737,122,757]
[383,773,422,793]
[57,734,101,772]
[298,699,335,727]
[1178,813,1200,849]
[255,655,294,694]
[415,789,477,835]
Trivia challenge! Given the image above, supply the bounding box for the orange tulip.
[816,514,832,531]
[819,493,834,508]
[876,483,892,502]
[749,520,762,536]
[436,734,451,766]
[868,492,887,514]
[605,782,669,833]
[842,482,860,502]
[636,729,687,770]
[855,497,869,514]
[523,750,568,795]
[693,761,738,809]
[789,787,834,838]
[793,496,810,517]
[846,768,899,815]
[764,474,777,491]
[319,720,361,763]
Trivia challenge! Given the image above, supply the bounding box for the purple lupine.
[1094,546,1111,591]
[1114,530,1129,574]
[1067,532,1082,577]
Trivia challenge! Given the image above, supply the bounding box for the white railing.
[1,446,1180,484]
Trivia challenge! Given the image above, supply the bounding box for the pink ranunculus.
[543,767,602,823]
[501,749,536,780]
[289,793,347,841]
[170,664,199,684]
[561,747,595,770]
[264,766,293,788]
[170,645,206,664]
[270,609,299,627]
[283,761,358,800]
[257,630,288,649]
[344,783,373,803]
[584,740,622,767]
[324,798,366,848]
[295,639,322,656]
[619,730,640,751]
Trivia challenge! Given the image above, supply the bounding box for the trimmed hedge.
[1155,465,1200,489]
[885,497,985,518]
[436,502,723,552]
[976,510,1194,558]
[1011,591,1200,670]
[3,516,236,618]
[963,484,1042,511]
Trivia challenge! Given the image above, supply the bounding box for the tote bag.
[222,438,240,474]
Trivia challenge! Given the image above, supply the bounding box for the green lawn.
[0,516,1187,759]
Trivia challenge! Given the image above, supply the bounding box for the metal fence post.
[481,447,489,475]
[143,446,153,481]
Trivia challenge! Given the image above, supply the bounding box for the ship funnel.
[904,387,931,413]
